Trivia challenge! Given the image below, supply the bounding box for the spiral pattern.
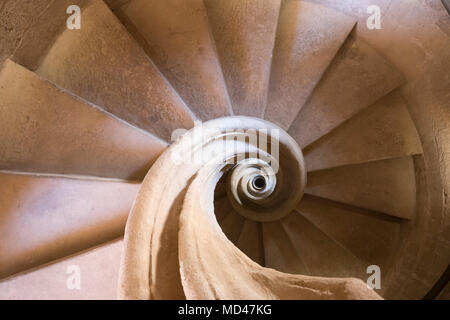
[118,116,380,300]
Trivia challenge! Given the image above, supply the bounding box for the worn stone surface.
[119,0,233,120]
[262,221,308,274]
[304,90,423,172]
[213,196,234,222]
[0,239,122,300]
[312,0,450,299]
[236,220,265,266]
[0,173,137,279]
[0,0,57,64]
[0,0,449,300]
[281,210,367,280]
[219,210,245,245]
[104,0,131,11]
[296,195,402,294]
[35,0,196,141]
[11,0,88,70]
[264,0,356,129]
[306,157,417,220]
[204,0,281,117]
[0,60,166,180]
[288,36,404,148]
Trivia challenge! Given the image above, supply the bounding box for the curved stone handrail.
[117,116,381,300]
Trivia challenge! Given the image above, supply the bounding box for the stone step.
[304,90,422,172]
[0,60,166,180]
[262,220,308,274]
[237,220,265,266]
[17,0,196,141]
[288,36,404,148]
[0,239,122,300]
[214,196,234,223]
[204,0,281,117]
[0,173,137,279]
[306,157,417,220]
[281,210,366,279]
[219,210,245,245]
[296,195,402,277]
[118,0,233,120]
[264,0,356,129]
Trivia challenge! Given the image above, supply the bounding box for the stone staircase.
[0,0,449,300]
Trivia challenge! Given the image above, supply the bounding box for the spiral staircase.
[0,0,449,299]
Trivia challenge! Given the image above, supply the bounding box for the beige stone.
[34,0,196,141]
[304,90,423,172]
[0,0,448,301]
[118,0,233,120]
[264,0,356,129]
[0,60,166,180]
[306,157,417,220]
[204,0,281,117]
[0,173,138,278]
[118,117,379,300]
[263,220,308,275]
[236,220,265,266]
[0,239,122,300]
[281,210,367,280]
[288,35,404,148]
